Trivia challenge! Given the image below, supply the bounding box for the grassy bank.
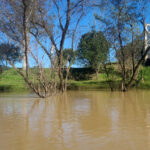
[68,73,121,90]
[136,67,150,89]
[0,69,28,92]
[0,67,150,92]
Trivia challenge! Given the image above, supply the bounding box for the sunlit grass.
[0,67,150,92]
[137,67,150,89]
[0,69,28,91]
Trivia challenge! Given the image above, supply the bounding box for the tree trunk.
[121,80,127,92]
[58,50,64,92]
[59,71,64,92]
[96,69,98,80]
[64,69,70,92]
[23,54,26,71]
[23,0,29,76]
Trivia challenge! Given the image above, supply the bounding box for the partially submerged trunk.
[95,69,99,80]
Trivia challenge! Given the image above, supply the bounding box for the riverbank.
[0,67,150,92]
[0,69,28,92]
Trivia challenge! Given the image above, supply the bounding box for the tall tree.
[0,0,59,97]
[29,0,89,92]
[78,31,110,78]
[0,0,89,97]
[0,0,37,76]
[95,0,150,91]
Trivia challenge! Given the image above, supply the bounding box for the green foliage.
[63,49,76,63]
[136,67,150,89]
[0,43,22,66]
[77,31,110,71]
[63,48,77,68]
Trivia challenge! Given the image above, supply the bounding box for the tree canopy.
[63,49,76,64]
[77,31,110,71]
[0,43,22,66]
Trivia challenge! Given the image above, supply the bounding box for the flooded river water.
[0,90,150,150]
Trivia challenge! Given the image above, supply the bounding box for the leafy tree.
[77,31,110,77]
[63,48,77,66]
[0,43,22,73]
[0,43,22,65]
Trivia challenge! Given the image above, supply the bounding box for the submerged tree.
[29,0,90,92]
[0,0,58,97]
[0,0,90,97]
[95,0,150,91]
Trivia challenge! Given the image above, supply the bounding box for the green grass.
[68,67,150,90]
[0,69,28,92]
[137,67,150,89]
[0,67,150,92]
[67,73,121,90]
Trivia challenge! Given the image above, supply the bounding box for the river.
[0,90,150,150]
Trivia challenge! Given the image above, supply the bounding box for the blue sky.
[1,0,150,68]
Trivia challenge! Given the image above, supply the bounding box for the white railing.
[145,24,150,59]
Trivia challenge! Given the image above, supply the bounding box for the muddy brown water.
[0,90,150,150]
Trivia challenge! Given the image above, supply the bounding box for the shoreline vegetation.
[0,67,150,92]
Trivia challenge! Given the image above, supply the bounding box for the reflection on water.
[0,90,150,150]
